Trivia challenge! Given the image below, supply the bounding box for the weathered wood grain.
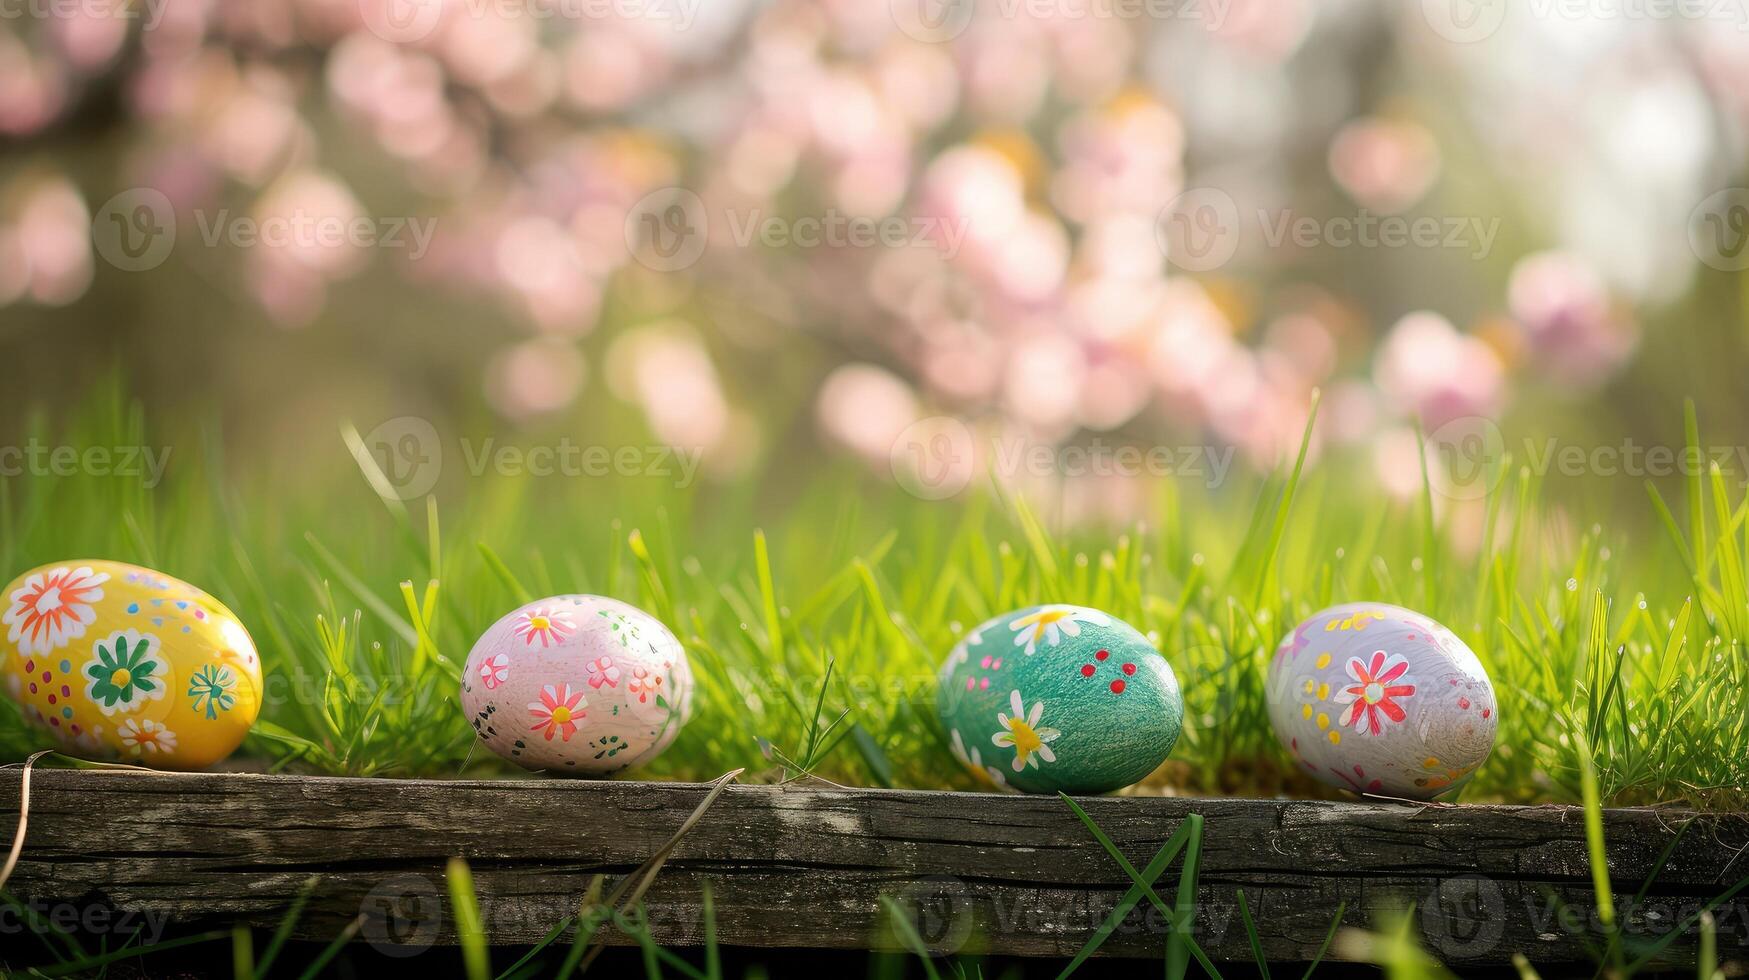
[2,770,1745,965]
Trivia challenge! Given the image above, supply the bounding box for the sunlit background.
[1,0,1747,521]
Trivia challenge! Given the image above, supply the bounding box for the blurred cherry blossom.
[1373,312,1506,430]
[0,0,1732,507]
[1507,251,1638,391]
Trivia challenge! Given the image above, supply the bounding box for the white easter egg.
[460,595,692,774]
[1266,602,1496,799]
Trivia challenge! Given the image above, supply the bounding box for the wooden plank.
[1,769,1746,965]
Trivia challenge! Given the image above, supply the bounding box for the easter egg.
[1267,602,1496,799]
[937,604,1182,795]
[460,595,692,775]
[1,560,263,769]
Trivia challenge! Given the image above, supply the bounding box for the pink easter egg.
[1266,602,1496,800]
[460,595,692,775]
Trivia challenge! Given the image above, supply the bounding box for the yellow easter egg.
[1,560,263,769]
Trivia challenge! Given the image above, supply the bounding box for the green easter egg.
[936,604,1183,794]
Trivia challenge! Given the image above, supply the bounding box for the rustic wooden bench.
[3,769,1745,966]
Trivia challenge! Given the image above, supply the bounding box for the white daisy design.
[990,690,1062,772]
[1008,605,1109,655]
[949,728,1009,790]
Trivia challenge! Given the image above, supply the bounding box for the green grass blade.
[448,856,491,980]
[253,875,320,978]
[294,916,365,980]
[1235,890,1269,980]
[877,895,944,980]
[1298,900,1347,980]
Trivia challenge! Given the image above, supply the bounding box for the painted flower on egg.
[1008,605,1110,654]
[84,630,167,714]
[585,656,620,689]
[991,690,1061,772]
[5,565,108,656]
[529,684,586,742]
[460,594,692,775]
[1267,602,1496,800]
[1333,650,1416,736]
[938,605,1182,795]
[118,717,177,754]
[186,664,237,720]
[479,653,509,690]
[948,729,1010,791]
[513,606,576,648]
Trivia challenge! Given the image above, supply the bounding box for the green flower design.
[598,609,647,650]
[187,663,236,720]
[83,629,166,715]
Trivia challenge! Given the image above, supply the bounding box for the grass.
[0,380,1746,810]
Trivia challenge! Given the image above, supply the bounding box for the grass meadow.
[3,382,1744,814]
